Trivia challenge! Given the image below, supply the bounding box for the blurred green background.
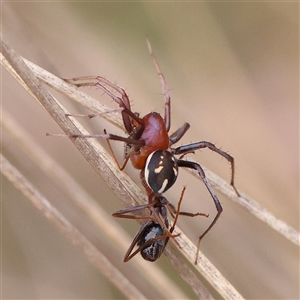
[2,2,298,299]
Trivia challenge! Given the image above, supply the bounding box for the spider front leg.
[174,141,240,196]
[146,39,171,132]
[63,75,141,134]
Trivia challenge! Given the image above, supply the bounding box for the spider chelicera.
[63,39,240,263]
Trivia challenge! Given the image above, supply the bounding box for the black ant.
[113,186,207,262]
[63,39,240,263]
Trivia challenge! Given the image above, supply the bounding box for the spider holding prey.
[63,39,240,263]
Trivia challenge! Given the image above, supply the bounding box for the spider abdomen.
[144,150,179,194]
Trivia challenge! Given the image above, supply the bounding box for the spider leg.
[169,123,190,145]
[93,76,136,133]
[146,39,171,132]
[177,159,223,264]
[67,132,145,146]
[63,76,144,134]
[104,130,130,171]
[61,128,145,171]
[174,141,240,196]
[63,76,131,110]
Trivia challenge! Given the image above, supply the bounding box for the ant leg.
[178,211,209,218]
[156,186,188,252]
[177,160,223,264]
[112,203,155,222]
[167,199,209,219]
[174,141,240,196]
[169,186,186,234]
[169,123,190,145]
[146,38,171,132]
[123,221,150,262]
[168,187,208,229]
[114,193,180,228]
[113,198,173,232]
[155,187,187,253]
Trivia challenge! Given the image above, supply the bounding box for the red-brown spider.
[64,39,240,263]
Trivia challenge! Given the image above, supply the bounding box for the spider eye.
[144,150,178,194]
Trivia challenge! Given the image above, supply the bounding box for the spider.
[64,39,240,263]
[113,186,207,262]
